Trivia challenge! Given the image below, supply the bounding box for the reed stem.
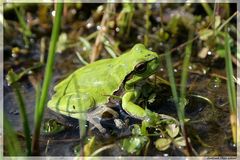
[224,29,237,144]
[32,3,63,154]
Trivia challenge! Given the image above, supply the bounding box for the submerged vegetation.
[3,2,238,157]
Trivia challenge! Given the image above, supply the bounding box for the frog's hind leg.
[87,106,120,133]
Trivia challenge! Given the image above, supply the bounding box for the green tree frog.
[48,44,160,132]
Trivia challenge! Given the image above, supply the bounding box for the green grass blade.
[7,70,32,155]
[14,6,32,37]
[180,32,193,100]
[201,3,212,17]
[4,116,23,156]
[32,3,63,154]
[224,29,237,144]
[165,52,179,108]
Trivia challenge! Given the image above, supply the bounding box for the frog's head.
[125,44,160,88]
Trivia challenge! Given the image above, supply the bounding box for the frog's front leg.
[122,90,146,119]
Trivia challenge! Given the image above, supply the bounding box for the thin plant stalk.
[90,4,113,62]
[217,11,237,32]
[201,3,212,17]
[180,32,193,100]
[224,29,237,144]
[14,5,32,47]
[165,52,179,109]
[165,31,196,155]
[179,31,196,155]
[32,3,63,154]
[118,3,134,37]
[72,74,87,156]
[8,71,32,155]
[144,4,151,47]
[165,51,186,152]
[90,144,115,156]
[14,6,32,36]
[4,116,23,156]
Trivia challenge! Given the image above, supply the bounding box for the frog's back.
[50,57,132,111]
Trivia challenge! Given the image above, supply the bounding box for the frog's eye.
[135,62,147,73]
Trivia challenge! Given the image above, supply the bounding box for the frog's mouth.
[49,106,87,119]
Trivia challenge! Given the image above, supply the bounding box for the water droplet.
[73,144,80,155]
[51,10,56,17]
[70,9,76,15]
[82,47,87,51]
[28,70,33,75]
[145,117,151,123]
[228,139,237,151]
[137,35,142,40]
[86,23,93,28]
[163,153,168,156]
[96,25,101,31]
[12,53,17,58]
[207,51,212,55]
[208,77,221,90]
[202,68,207,74]
[115,27,120,32]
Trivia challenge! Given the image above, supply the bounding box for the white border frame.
[1,0,239,160]
[0,1,3,159]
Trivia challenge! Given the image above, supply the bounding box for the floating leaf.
[6,64,43,86]
[122,136,148,155]
[155,138,171,151]
[6,69,19,86]
[198,29,213,40]
[42,119,65,134]
[166,123,179,138]
[148,93,156,104]
[132,124,142,136]
[173,136,186,147]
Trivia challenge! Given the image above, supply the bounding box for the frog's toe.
[114,118,125,129]
[90,122,106,133]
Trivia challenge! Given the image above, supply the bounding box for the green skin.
[48,44,160,132]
